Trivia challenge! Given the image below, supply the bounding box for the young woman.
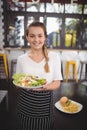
[15,21,62,130]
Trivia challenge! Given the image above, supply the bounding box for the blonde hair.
[26,21,50,73]
[43,44,50,73]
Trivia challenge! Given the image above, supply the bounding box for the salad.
[12,73,47,88]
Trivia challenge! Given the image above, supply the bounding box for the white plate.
[13,81,43,89]
[55,100,83,114]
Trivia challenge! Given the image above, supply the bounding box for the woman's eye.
[29,35,44,38]
[30,35,34,38]
[39,35,43,37]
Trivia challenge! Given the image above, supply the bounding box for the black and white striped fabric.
[15,88,53,130]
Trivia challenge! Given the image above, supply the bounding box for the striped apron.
[15,88,53,130]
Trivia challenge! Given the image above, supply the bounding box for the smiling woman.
[14,21,62,130]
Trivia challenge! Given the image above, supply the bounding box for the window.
[8,16,24,47]
[65,18,79,48]
[46,17,62,48]
[65,3,82,14]
[3,0,87,50]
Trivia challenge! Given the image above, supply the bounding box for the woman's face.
[26,27,46,50]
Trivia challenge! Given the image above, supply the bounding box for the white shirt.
[16,51,63,84]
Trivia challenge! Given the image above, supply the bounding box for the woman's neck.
[28,49,44,63]
[30,49,43,56]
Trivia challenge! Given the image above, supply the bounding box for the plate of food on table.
[55,96,83,114]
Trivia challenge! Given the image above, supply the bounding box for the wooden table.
[0,90,8,111]
[53,82,87,130]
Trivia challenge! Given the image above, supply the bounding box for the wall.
[0,0,86,80]
[0,0,4,49]
[5,49,87,81]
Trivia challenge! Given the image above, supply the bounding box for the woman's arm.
[33,80,61,91]
[43,80,61,90]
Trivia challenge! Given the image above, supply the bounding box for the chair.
[65,60,78,82]
[61,51,80,82]
[0,53,9,79]
[11,59,17,77]
[79,51,87,81]
[79,61,87,80]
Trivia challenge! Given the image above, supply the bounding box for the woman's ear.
[26,35,28,41]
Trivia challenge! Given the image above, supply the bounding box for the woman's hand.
[32,87,44,91]
[43,80,61,90]
[32,80,61,91]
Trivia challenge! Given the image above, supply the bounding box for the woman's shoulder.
[18,53,28,60]
[48,50,60,58]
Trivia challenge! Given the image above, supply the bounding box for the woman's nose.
[34,36,39,41]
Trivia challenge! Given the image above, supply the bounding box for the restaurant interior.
[0,0,87,130]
